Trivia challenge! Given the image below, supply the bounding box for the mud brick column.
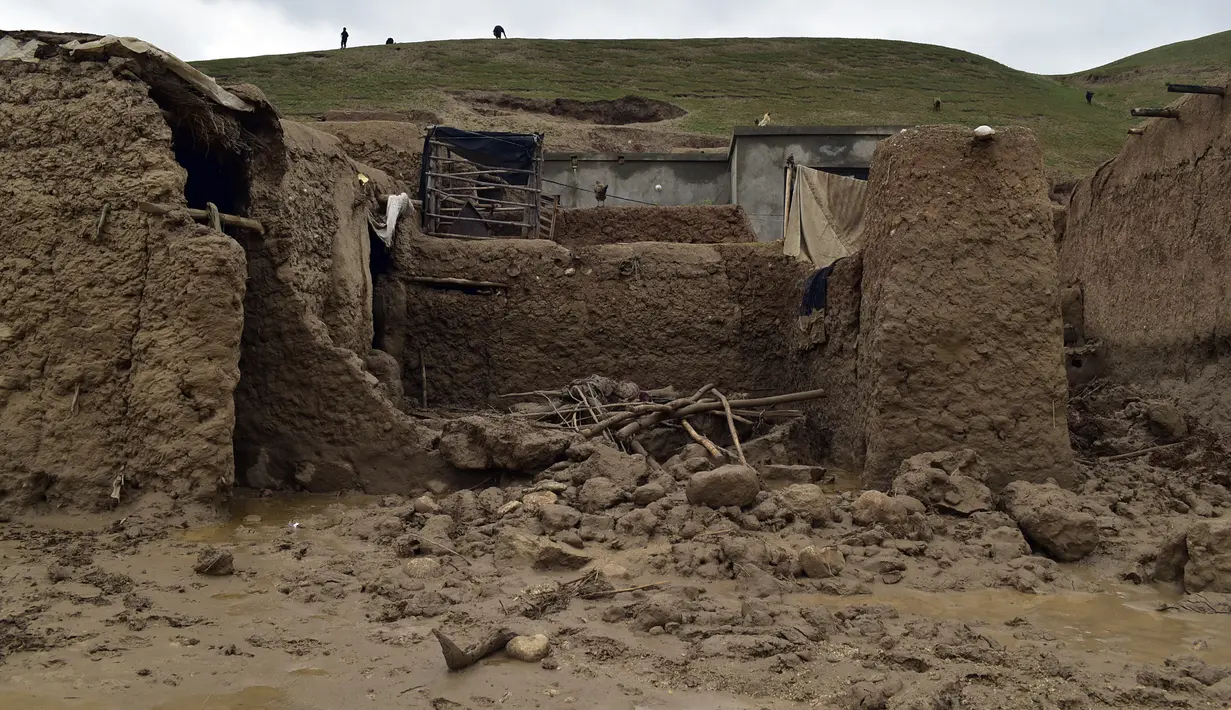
[855,126,1074,490]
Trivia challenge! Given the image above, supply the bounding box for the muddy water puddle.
[801,580,1231,665]
[179,493,380,544]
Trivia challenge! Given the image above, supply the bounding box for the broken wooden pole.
[137,201,266,234]
[1166,83,1226,96]
[1130,108,1179,119]
[406,276,509,289]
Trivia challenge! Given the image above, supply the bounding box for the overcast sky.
[4,0,1229,74]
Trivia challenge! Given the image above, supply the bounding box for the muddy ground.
[3,386,1231,710]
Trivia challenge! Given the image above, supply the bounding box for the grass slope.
[196,33,1229,177]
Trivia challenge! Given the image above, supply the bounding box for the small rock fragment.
[505,634,550,662]
[193,548,234,576]
[405,557,443,579]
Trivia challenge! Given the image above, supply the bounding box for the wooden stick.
[682,418,725,460]
[1167,83,1226,96]
[419,347,428,409]
[628,439,664,474]
[616,389,825,439]
[429,188,531,210]
[430,212,534,229]
[1130,108,1180,118]
[137,201,265,234]
[427,231,499,241]
[585,384,714,439]
[427,153,537,174]
[1101,442,1183,462]
[205,202,222,231]
[94,202,111,241]
[580,582,667,599]
[403,531,468,562]
[426,173,539,193]
[713,390,748,466]
[406,276,509,289]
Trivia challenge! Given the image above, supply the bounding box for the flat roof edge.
[731,125,908,137]
[544,152,728,162]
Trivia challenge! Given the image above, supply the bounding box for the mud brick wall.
[856,126,1074,490]
[384,237,811,406]
[1060,89,1231,432]
[551,205,757,248]
[0,58,247,511]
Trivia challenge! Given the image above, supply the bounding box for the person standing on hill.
[1085,90,1094,105]
[493,25,507,39]
[341,27,349,49]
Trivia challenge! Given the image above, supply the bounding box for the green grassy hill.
[196,32,1231,178]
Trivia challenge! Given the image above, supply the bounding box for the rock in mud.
[493,528,591,571]
[777,484,832,525]
[686,465,760,508]
[193,548,234,576]
[634,593,685,631]
[404,557,443,579]
[1146,401,1188,442]
[521,490,558,509]
[892,450,993,515]
[799,545,845,578]
[1154,528,1190,584]
[438,416,572,472]
[538,503,583,532]
[1185,517,1231,593]
[632,482,666,506]
[579,476,624,512]
[413,495,441,515]
[1001,481,1099,562]
[505,634,551,662]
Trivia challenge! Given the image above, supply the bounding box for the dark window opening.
[171,124,251,216]
[811,166,870,181]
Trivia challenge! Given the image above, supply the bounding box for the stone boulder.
[776,484,832,526]
[538,504,583,532]
[1000,481,1099,562]
[851,491,931,541]
[892,450,993,516]
[438,416,573,472]
[493,528,591,571]
[799,545,845,578]
[1185,518,1231,593]
[579,476,625,512]
[686,465,761,508]
[1146,402,1188,442]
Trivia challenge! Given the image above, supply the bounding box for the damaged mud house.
[4,28,1231,710]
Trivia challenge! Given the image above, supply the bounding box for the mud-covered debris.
[1153,527,1190,584]
[762,464,826,485]
[493,528,591,571]
[1185,517,1231,593]
[892,450,993,515]
[539,504,583,532]
[686,464,760,508]
[431,628,517,671]
[799,545,845,578]
[632,482,666,505]
[521,491,558,509]
[777,484,832,525]
[505,634,550,662]
[438,415,573,472]
[1001,481,1099,562]
[496,500,522,517]
[193,548,234,576]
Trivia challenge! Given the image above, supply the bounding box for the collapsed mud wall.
[551,205,757,248]
[0,57,247,510]
[381,237,809,405]
[856,126,1074,490]
[233,121,442,493]
[1060,90,1231,429]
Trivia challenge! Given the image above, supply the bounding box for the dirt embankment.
[471,93,687,125]
[552,205,757,248]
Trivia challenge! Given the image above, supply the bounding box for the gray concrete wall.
[731,127,902,241]
[543,153,729,209]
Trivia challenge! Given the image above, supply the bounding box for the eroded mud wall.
[233,121,440,494]
[552,205,757,248]
[856,126,1074,490]
[1060,91,1231,430]
[387,237,809,405]
[0,58,247,510]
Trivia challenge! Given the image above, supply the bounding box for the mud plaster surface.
[0,57,246,511]
[1060,88,1231,434]
[385,237,809,406]
[856,126,1074,491]
[552,205,756,249]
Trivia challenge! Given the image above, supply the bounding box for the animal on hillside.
[594,181,608,206]
[493,25,507,39]
[756,112,771,127]
[386,38,394,45]
[1085,90,1094,105]
[933,98,942,111]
